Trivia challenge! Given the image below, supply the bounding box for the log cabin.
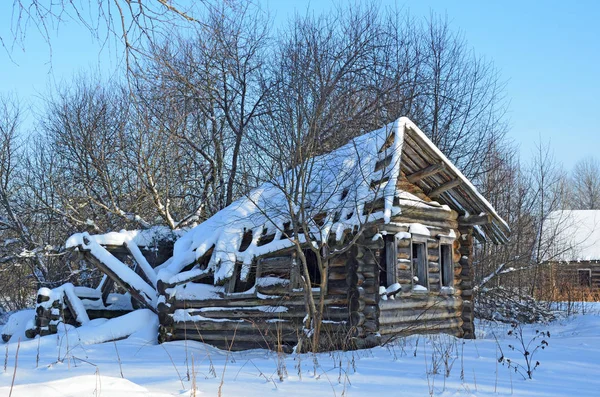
[26,117,509,351]
[539,210,600,300]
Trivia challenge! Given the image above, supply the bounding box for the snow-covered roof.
[155,117,508,286]
[540,210,600,263]
[68,226,181,248]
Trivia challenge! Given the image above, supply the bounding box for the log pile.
[27,284,134,338]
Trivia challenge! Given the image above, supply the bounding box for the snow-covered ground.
[1,306,599,396]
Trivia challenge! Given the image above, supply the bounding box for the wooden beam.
[429,179,462,198]
[76,238,158,313]
[101,277,115,307]
[458,213,492,226]
[406,163,446,183]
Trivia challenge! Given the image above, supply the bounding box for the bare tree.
[0,94,56,307]
[571,156,600,210]
[246,4,421,351]
[3,0,211,70]
[473,137,574,321]
[408,14,508,179]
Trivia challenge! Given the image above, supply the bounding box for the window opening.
[440,245,453,287]
[302,249,322,288]
[412,242,428,289]
[578,269,592,287]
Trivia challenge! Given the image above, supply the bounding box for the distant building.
[540,210,600,297]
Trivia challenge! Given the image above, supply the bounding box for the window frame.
[411,236,429,291]
[381,234,398,287]
[578,268,592,288]
[438,239,454,288]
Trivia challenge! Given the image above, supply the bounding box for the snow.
[440,286,455,295]
[0,310,34,340]
[395,231,411,240]
[172,309,243,323]
[165,283,224,301]
[541,210,600,262]
[81,293,134,311]
[256,276,290,287]
[125,240,158,287]
[2,375,165,397]
[66,226,180,250]
[2,306,600,396]
[408,222,431,236]
[62,283,90,325]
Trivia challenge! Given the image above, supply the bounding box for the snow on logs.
[67,232,158,312]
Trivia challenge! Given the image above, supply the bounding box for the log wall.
[458,226,475,338]
[375,220,465,342]
[158,179,473,350]
[538,261,600,301]
[158,209,469,350]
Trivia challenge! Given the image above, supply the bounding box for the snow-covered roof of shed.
[156,117,508,286]
[540,210,600,263]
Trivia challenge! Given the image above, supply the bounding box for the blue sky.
[1,0,598,170]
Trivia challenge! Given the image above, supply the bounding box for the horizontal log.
[379,296,461,311]
[172,319,300,333]
[379,309,460,325]
[363,304,379,316]
[328,270,347,281]
[172,328,299,342]
[389,215,458,230]
[170,294,348,310]
[397,203,458,222]
[379,318,463,336]
[256,284,290,296]
[168,333,296,352]
[363,320,378,332]
[427,241,440,249]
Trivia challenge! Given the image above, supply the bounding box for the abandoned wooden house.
[539,210,600,299]
[23,117,509,351]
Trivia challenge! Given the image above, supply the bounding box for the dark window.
[578,269,592,287]
[440,245,453,287]
[380,235,397,287]
[232,262,256,292]
[412,242,428,289]
[303,249,322,288]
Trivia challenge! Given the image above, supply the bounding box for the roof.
[155,117,509,286]
[399,119,510,244]
[540,210,600,262]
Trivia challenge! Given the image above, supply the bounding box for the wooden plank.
[406,163,446,183]
[429,179,463,198]
[385,237,397,287]
[458,213,492,226]
[101,278,114,307]
[79,249,157,313]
